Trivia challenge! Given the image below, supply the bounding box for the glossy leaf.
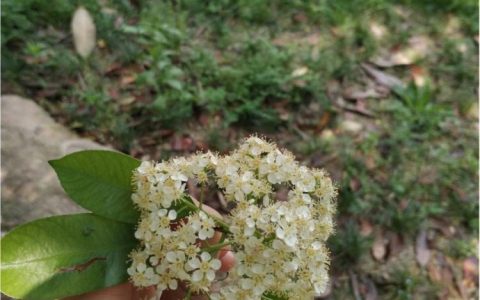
[49,150,140,224]
[1,214,137,300]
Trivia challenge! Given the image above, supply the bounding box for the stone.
[1,95,110,231]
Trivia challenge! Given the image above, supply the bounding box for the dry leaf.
[410,65,428,87]
[291,66,309,77]
[427,254,458,299]
[386,231,404,258]
[361,63,405,90]
[118,96,135,106]
[315,112,332,132]
[372,36,433,67]
[462,257,479,289]
[369,21,387,40]
[359,219,373,237]
[340,120,363,133]
[71,7,96,58]
[372,231,387,261]
[120,75,136,86]
[427,256,443,283]
[415,229,431,267]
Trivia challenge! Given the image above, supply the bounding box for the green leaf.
[1,214,138,300]
[262,291,289,300]
[49,150,140,224]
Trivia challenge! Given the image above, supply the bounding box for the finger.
[190,197,223,219]
[133,285,156,300]
[218,247,235,272]
[64,282,134,300]
[190,198,224,246]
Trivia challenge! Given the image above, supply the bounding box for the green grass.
[2,0,478,298]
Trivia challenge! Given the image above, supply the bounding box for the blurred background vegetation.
[2,0,478,299]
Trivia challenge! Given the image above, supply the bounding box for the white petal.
[166,252,176,263]
[169,279,178,290]
[191,270,203,282]
[241,278,254,289]
[210,259,221,270]
[285,234,297,247]
[206,270,216,281]
[127,266,135,275]
[276,227,285,239]
[254,285,266,296]
[137,263,146,272]
[200,252,211,261]
[168,210,177,220]
[188,258,200,269]
[252,264,263,274]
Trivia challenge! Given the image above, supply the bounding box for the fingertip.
[219,250,235,272]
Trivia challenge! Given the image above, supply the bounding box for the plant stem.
[203,242,231,253]
[181,196,231,233]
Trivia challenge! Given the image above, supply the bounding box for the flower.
[129,136,336,299]
[187,252,221,282]
[190,211,215,240]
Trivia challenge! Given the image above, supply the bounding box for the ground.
[2,0,478,299]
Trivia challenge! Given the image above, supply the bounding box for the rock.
[1,95,110,231]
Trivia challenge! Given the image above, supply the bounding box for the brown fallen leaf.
[315,112,332,132]
[444,256,468,300]
[415,229,431,267]
[118,96,135,106]
[361,63,405,90]
[369,21,388,40]
[386,231,404,258]
[372,231,387,261]
[372,36,433,67]
[410,65,428,87]
[428,253,456,299]
[429,218,456,237]
[427,255,443,283]
[359,219,373,237]
[462,256,479,289]
[121,75,136,86]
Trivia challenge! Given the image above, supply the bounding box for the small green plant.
[329,221,372,268]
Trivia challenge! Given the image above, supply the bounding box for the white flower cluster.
[129,137,336,299]
[128,152,222,297]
